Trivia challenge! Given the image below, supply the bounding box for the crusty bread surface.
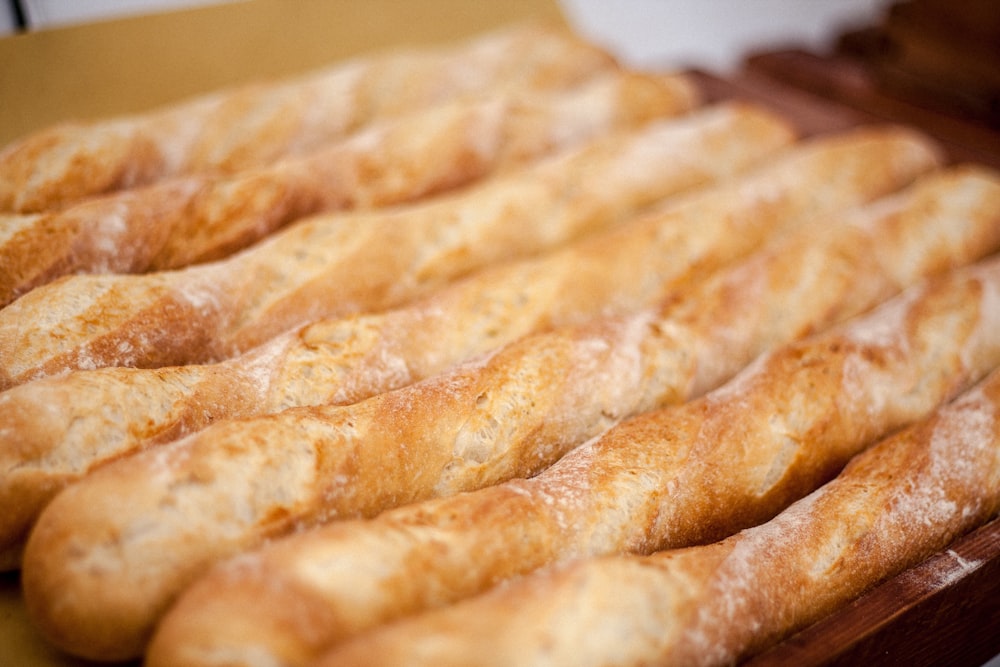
[0,71,698,307]
[0,102,795,391]
[7,20,1000,667]
[144,182,1000,667]
[317,363,1000,667]
[22,165,1000,662]
[0,125,940,567]
[0,23,617,213]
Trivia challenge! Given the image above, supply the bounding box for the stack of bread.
[1,21,999,667]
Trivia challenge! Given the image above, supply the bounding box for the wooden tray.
[751,517,1000,666]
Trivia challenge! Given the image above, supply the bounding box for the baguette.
[0,126,939,568]
[318,364,1000,667]
[0,23,616,213]
[0,102,794,390]
[145,202,1000,667]
[0,71,698,307]
[23,166,1000,662]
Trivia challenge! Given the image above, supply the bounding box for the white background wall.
[3,0,896,73]
[561,0,893,72]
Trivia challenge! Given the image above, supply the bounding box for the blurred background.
[1,0,894,72]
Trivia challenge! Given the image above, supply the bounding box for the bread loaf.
[23,166,1000,662]
[316,363,1000,667]
[0,23,616,213]
[0,102,794,391]
[0,126,939,568]
[141,183,1000,667]
[0,71,698,307]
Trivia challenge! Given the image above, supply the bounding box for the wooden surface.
[691,56,1000,168]
[750,518,1000,667]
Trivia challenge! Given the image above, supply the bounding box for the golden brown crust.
[318,365,1000,667]
[0,102,795,390]
[0,23,617,213]
[11,20,1000,667]
[0,71,698,307]
[0,126,939,566]
[24,166,1000,663]
[142,169,1000,667]
[0,361,261,566]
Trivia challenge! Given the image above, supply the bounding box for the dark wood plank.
[745,517,1000,667]
[687,68,869,138]
[838,0,1000,127]
[742,50,1000,168]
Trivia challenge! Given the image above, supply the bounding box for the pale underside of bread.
[0,125,940,568]
[0,102,795,391]
[22,166,1000,662]
[142,174,1000,667]
[0,70,698,307]
[317,364,1000,667]
[0,22,617,214]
